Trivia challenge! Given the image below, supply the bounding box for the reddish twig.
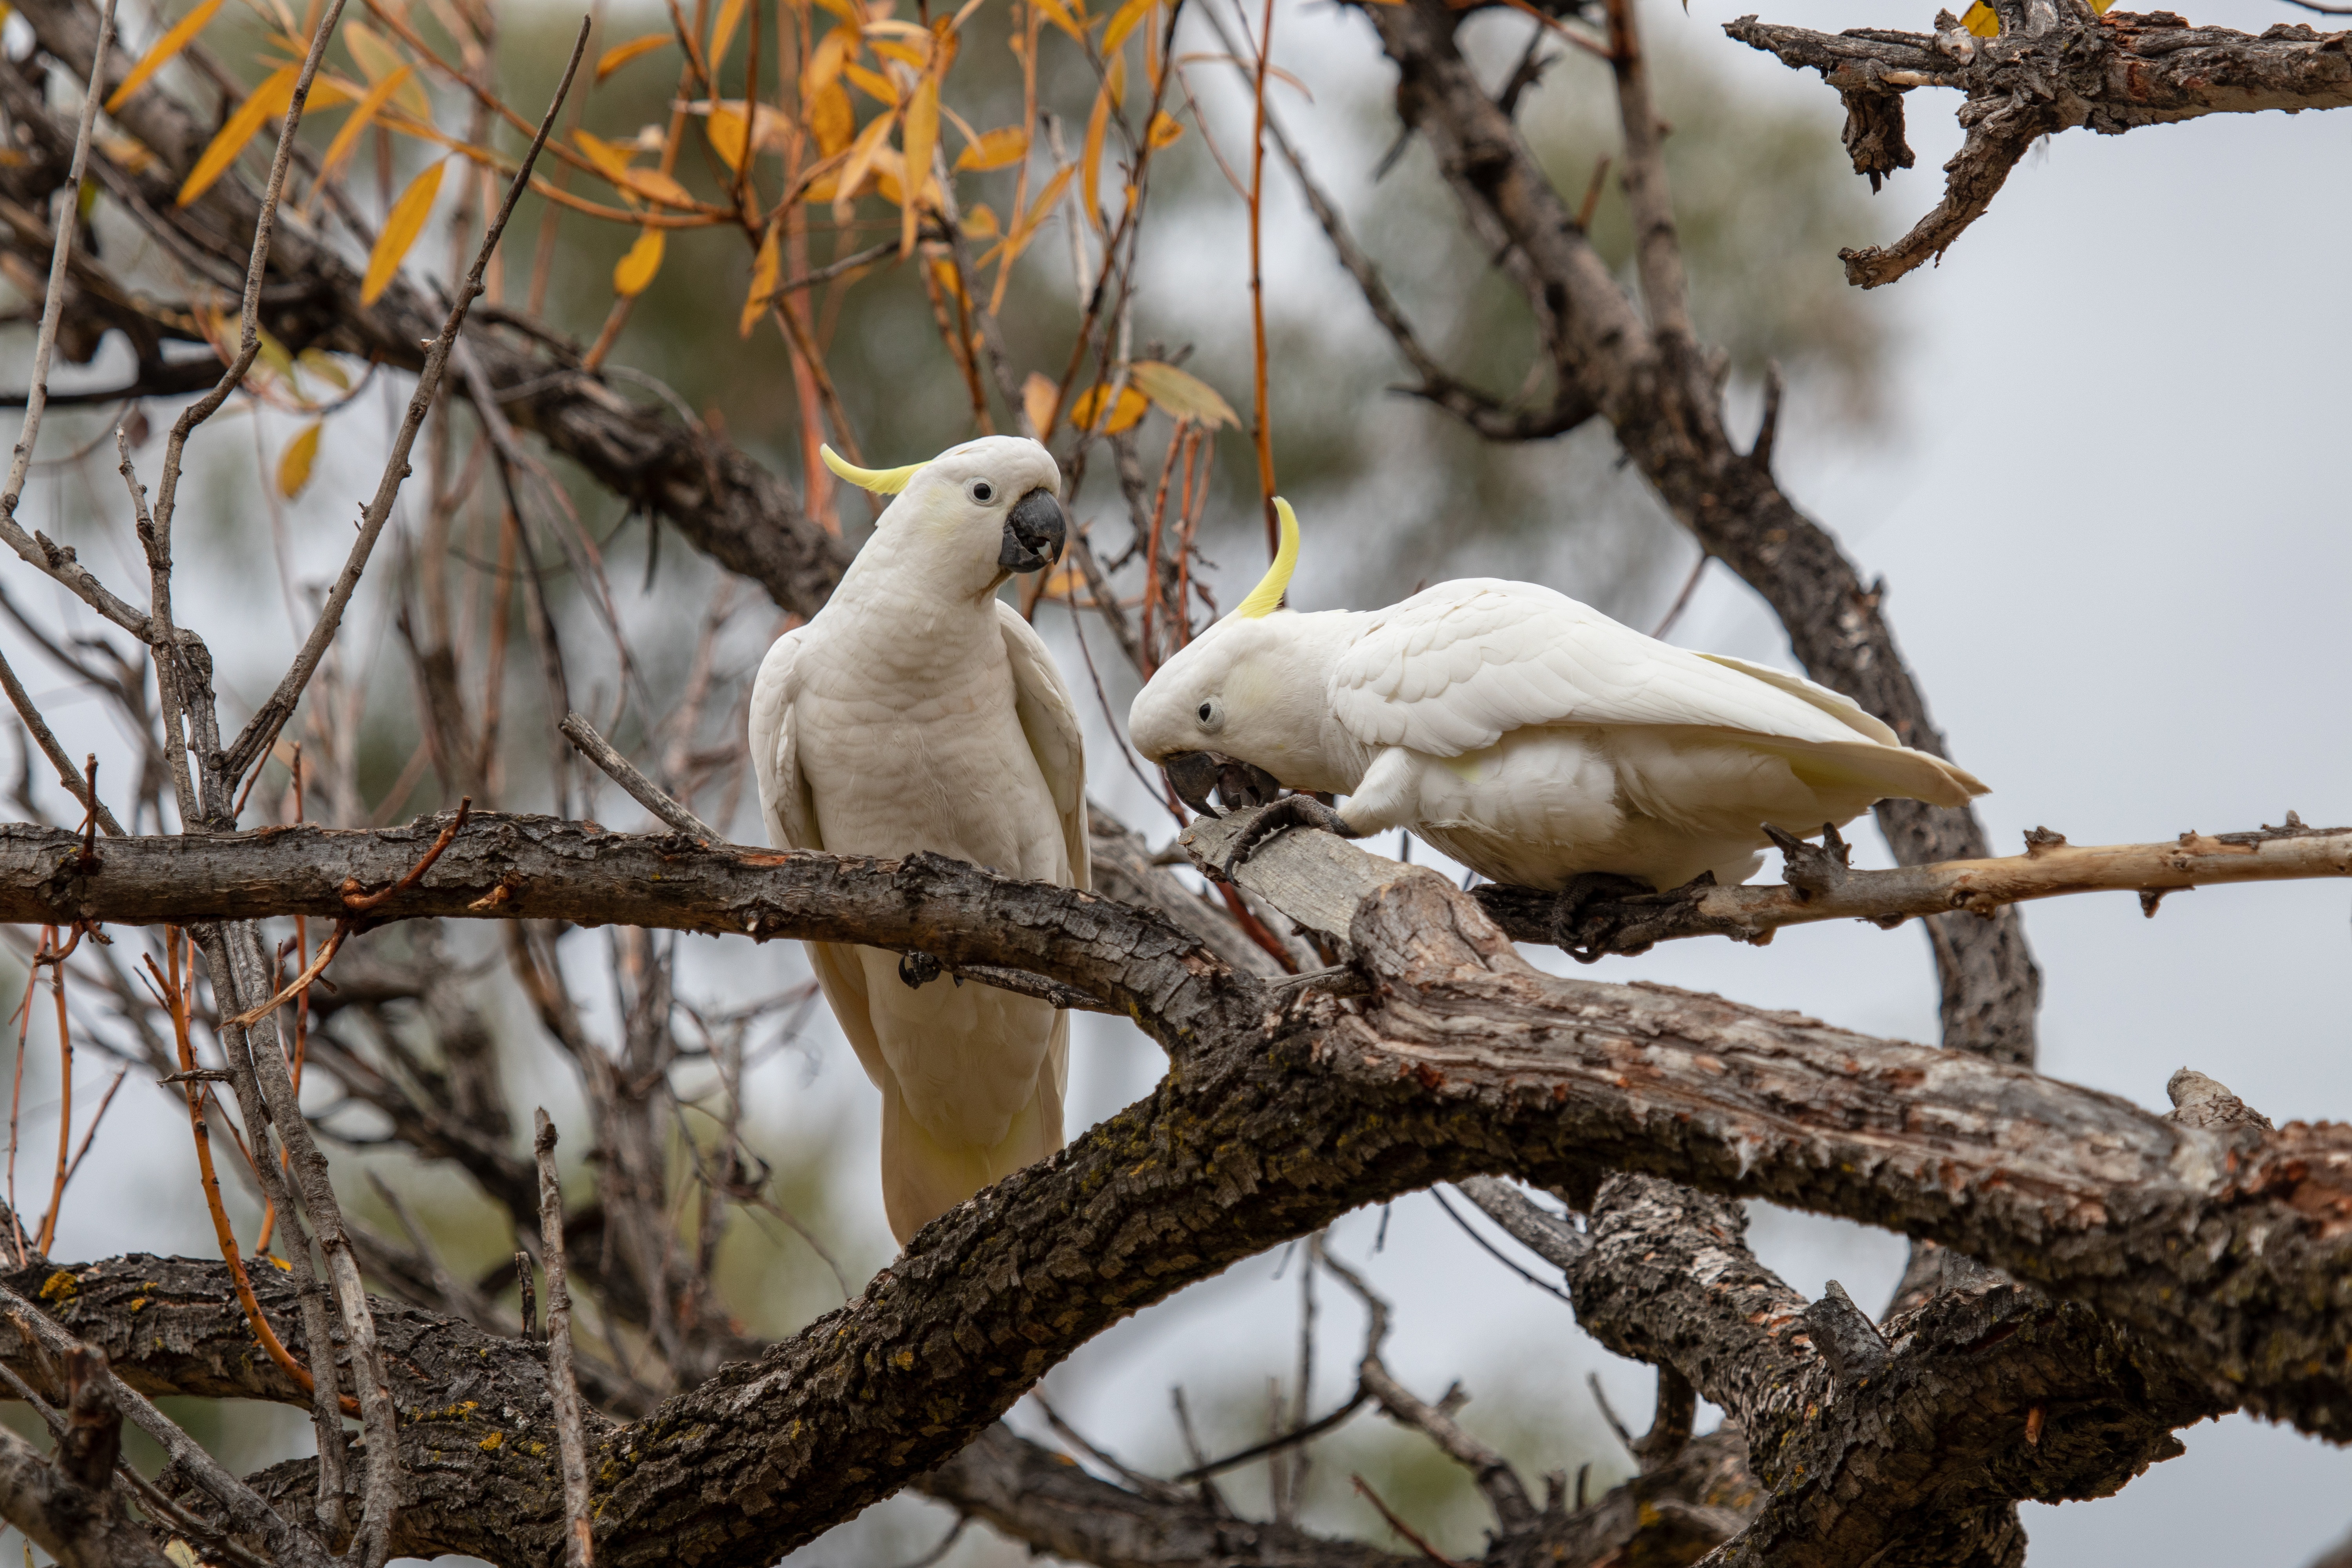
[1351,1474,1465,1568]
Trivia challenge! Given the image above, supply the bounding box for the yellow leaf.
[808,82,855,156]
[164,1542,201,1568]
[1021,372,1058,437]
[1101,0,1154,54]
[619,166,695,207]
[870,37,927,69]
[740,220,780,338]
[276,421,322,497]
[961,201,998,239]
[255,325,296,385]
[314,63,412,190]
[105,0,223,114]
[595,33,671,83]
[178,64,296,205]
[1080,61,1116,234]
[1126,360,1238,428]
[842,61,900,105]
[710,0,749,64]
[900,75,938,253]
[345,23,432,120]
[613,227,664,296]
[803,27,850,95]
[813,0,861,24]
[833,106,898,217]
[955,125,1027,171]
[1032,0,1085,40]
[573,129,635,183]
[1105,50,1126,110]
[1961,1,1998,36]
[1147,110,1183,150]
[1010,162,1074,250]
[360,156,444,304]
[1069,383,1147,434]
[929,255,968,308]
[708,103,748,170]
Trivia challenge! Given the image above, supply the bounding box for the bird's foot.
[1546,871,1664,963]
[898,950,945,990]
[1220,794,1359,879]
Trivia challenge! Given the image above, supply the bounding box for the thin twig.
[559,711,719,837]
[1351,1474,1466,1568]
[537,1109,596,1568]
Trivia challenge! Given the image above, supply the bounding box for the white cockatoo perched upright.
[1129,499,1984,893]
[749,437,1085,1245]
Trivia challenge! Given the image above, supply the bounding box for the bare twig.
[0,650,123,836]
[559,712,720,838]
[537,1109,595,1568]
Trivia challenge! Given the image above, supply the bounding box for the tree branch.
[1726,10,2352,287]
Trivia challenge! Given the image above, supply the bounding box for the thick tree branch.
[1726,10,2352,287]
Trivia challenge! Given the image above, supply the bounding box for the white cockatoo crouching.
[750,437,1086,1246]
[1128,499,1985,894]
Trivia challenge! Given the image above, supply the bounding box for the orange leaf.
[613,227,665,296]
[105,0,223,114]
[1031,0,1085,40]
[842,60,900,105]
[314,64,412,189]
[1079,60,1118,235]
[620,167,695,207]
[803,27,851,95]
[707,103,749,171]
[595,33,671,83]
[740,220,781,338]
[832,106,898,217]
[1147,110,1183,150]
[360,156,444,304]
[1007,162,1076,256]
[954,125,1027,171]
[573,129,635,183]
[869,37,928,68]
[808,83,855,156]
[709,0,750,64]
[1102,0,1155,54]
[276,420,322,498]
[345,23,432,120]
[179,64,296,205]
[1069,383,1147,434]
[899,74,938,254]
[960,201,998,239]
[1021,372,1058,437]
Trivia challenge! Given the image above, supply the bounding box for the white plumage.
[750,436,1085,1245]
[1128,506,1983,892]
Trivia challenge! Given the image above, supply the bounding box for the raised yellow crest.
[819,444,927,495]
[1232,497,1300,619]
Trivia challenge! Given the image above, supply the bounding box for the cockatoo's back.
[1325,581,1984,891]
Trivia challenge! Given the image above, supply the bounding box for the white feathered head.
[1129,499,1356,811]
[824,436,1067,592]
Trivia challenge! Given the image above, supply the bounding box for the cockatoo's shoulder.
[995,601,1089,889]
[1328,577,1909,759]
[749,628,817,851]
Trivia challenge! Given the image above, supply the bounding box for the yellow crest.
[819,444,926,495]
[1232,497,1300,619]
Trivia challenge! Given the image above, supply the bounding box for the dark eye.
[1196,697,1223,732]
[969,479,996,504]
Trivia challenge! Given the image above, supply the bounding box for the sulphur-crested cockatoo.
[750,437,1085,1245]
[1129,499,1984,893]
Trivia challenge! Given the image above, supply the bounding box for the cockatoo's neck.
[831,512,1008,617]
[1240,608,1377,797]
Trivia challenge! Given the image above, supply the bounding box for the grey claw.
[898,951,945,989]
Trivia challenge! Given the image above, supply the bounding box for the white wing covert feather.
[1333,581,1899,757]
[996,600,1090,890]
[748,627,818,852]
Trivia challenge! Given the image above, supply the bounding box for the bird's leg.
[1220,793,1361,878]
[898,951,946,989]
[1545,871,1665,963]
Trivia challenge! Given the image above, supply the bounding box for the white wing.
[748,626,818,852]
[996,600,1089,891]
[1328,579,1983,805]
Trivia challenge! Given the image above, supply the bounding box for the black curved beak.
[1000,486,1067,574]
[1161,751,1283,818]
